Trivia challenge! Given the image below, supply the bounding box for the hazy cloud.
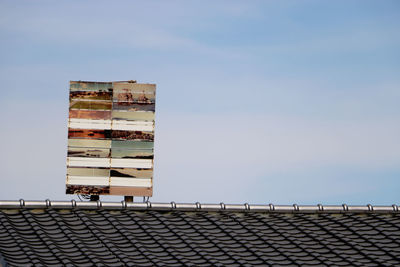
[0,0,399,204]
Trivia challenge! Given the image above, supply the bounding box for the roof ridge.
[0,200,398,213]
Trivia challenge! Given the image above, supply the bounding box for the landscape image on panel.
[110,168,153,178]
[111,130,154,141]
[70,91,112,100]
[113,83,155,103]
[69,110,112,120]
[66,185,110,195]
[68,129,112,139]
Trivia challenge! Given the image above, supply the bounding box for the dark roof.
[0,200,400,266]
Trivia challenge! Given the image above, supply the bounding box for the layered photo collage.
[66,81,155,196]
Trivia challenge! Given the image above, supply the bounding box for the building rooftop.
[0,200,399,266]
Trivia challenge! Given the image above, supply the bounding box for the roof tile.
[0,203,400,266]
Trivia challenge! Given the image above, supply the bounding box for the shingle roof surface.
[0,202,400,266]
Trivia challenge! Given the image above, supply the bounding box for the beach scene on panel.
[70,81,112,92]
[69,100,112,110]
[111,130,154,141]
[112,140,153,150]
[111,148,153,159]
[68,147,110,158]
[70,91,112,101]
[113,83,155,103]
[69,110,111,120]
[112,111,155,121]
[110,168,153,178]
[68,139,111,148]
[68,129,111,139]
[67,167,110,177]
[66,185,110,195]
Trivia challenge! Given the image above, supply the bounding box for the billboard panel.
[66,185,110,195]
[113,102,155,112]
[67,176,109,186]
[110,177,152,187]
[110,168,153,178]
[68,129,112,139]
[70,91,113,101]
[109,186,151,196]
[112,110,155,121]
[67,147,111,158]
[70,81,112,92]
[67,167,110,177]
[111,120,153,131]
[69,110,112,120]
[68,119,112,130]
[70,100,112,110]
[111,130,154,141]
[113,83,155,103]
[68,139,111,148]
[111,140,154,150]
[66,80,155,197]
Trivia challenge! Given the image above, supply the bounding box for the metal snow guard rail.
[0,200,399,213]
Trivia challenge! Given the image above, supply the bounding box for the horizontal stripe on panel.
[71,99,112,102]
[111,158,152,168]
[67,176,109,186]
[67,157,110,168]
[112,120,154,131]
[69,118,112,130]
[110,168,153,178]
[69,110,111,120]
[110,177,152,187]
[66,184,110,195]
[68,139,111,148]
[67,167,110,177]
[109,186,152,196]
[113,98,155,103]
[70,118,111,124]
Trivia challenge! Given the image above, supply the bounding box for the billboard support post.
[90,195,99,201]
[124,196,134,202]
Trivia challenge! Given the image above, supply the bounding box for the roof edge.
[0,200,399,214]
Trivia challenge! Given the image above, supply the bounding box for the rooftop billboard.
[66,81,155,197]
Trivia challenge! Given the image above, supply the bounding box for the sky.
[0,0,399,204]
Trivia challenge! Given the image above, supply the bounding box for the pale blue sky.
[0,0,399,204]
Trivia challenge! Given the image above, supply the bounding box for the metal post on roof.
[124,196,134,203]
